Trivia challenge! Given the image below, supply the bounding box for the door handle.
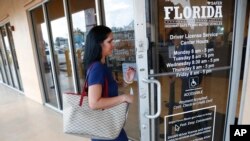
[142,78,161,119]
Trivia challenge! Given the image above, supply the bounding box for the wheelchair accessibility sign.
[189,76,200,89]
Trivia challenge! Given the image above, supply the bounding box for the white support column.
[225,0,247,141]
[133,0,151,141]
[238,13,250,124]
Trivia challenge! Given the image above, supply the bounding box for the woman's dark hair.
[169,27,185,36]
[83,25,112,76]
[169,27,187,40]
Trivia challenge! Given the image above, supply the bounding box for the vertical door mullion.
[134,0,151,140]
[224,0,247,141]
[42,3,62,109]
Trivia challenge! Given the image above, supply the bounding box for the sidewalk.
[0,83,90,141]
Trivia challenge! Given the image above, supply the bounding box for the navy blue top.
[87,62,128,141]
[174,44,195,68]
[174,43,196,80]
[87,62,118,97]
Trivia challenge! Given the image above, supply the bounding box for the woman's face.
[101,32,114,57]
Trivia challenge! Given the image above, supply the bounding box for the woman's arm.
[88,84,133,110]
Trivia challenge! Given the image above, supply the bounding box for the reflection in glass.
[0,27,13,86]
[0,38,7,83]
[68,0,96,91]
[0,50,5,82]
[149,0,235,140]
[157,0,233,74]
[3,32,19,88]
[31,6,58,107]
[47,0,75,107]
[6,23,23,90]
[158,70,229,140]
[0,69,2,82]
[103,0,139,140]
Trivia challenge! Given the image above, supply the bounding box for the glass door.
[67,0,97,92]
[5,23,23,90]
[30,0,98,110]
[31,5,59,108]
[134,0,243,141]
[0,23,23,91]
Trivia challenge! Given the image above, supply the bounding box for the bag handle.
[79,63,108,106]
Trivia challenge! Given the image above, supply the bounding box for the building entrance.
[29,0,249,140]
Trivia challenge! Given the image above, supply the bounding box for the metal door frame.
[134,0,155,140]
[225,0,247,141]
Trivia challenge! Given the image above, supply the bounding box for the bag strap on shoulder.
[79,62,108,106]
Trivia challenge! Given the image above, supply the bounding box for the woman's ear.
[100,42,104,48]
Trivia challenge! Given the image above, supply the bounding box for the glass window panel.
[0,27,13,86]
[146,0,235,140]
[157,0,234,75]
[103,0,139,140]
[2,28,20,89]
[0,49,5,82]
[0,68,2,82]
[68,0,97,91]
[6,23,23,91]
[0,36,7,83]
[157,70,230,140]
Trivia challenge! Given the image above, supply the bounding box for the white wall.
[0,0,44,104]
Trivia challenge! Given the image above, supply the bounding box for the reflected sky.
[41,11,85,44]
[104,0,134,28]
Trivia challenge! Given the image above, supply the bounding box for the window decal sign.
[165,106,216,141]
[159,1,229,141]
[164,1,223,28]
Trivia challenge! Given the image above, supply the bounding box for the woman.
[83,25,133,141]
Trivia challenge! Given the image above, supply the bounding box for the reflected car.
[45,48,66,65]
